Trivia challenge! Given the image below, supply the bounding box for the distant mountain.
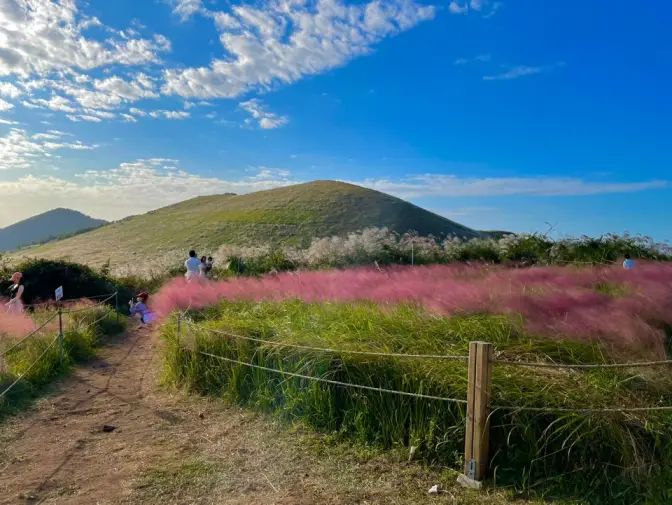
[18,181,486,268]
[0,209,106,252]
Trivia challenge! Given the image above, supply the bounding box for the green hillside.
[15,181,482,269]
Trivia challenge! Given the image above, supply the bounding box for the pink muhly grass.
[0,300,38,339]
[152,263,672,356]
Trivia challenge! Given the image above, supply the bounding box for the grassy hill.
[0,208,105,252]
[14,181,483,269]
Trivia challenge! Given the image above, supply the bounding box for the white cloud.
[162,0,436,99]
[28,95,77,113]
[66,114,102,123]
[121,113,137,123]
[129,107,147,117]
[0,82,22,98]
[454,53,491,65]
[449,0,501,16]
[240,99,288,129]
[449,2,468,14]
[0,98,15,111]
[483,63,564,81]
[168,0,206,21]
[356,175,667,198]
[0,118,19,125]
[0,127,96,170]
[83,109,117,119]
[149,110,190,119]
[0,0,171,77]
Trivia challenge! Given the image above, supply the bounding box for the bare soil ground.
[0,329,529,505]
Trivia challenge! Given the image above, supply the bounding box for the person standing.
[199,256,208,278]
[5,272,24,315]
[623,254,635,270]
[185,250,201,281]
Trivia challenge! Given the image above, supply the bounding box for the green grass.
[14,181,481,269]
[162,300,672,505]
[0,305,125,417]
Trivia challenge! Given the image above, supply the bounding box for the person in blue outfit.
[623,254,635,270]
[129,292,155,324]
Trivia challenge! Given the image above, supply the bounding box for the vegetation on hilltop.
[15,181,482,268]
[0,208,106,252]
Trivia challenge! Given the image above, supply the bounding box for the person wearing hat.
[5,272,24,315]
[129,292,152,324]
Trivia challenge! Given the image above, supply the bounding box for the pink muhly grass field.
[0,298,100,342]
[153,262,672,357]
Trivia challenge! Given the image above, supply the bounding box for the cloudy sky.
[0,0,669,239]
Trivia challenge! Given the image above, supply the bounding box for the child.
[199,256,208,277]
[129,292,155,324]
[623,254,635,270]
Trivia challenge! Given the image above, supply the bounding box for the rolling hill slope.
[0,208,106,252]
[15,181,483,269]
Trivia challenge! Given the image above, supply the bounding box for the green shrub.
[0,258,135,307]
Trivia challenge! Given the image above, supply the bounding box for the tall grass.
[154,262,672,360]
[163,300,672,504]
[0,302,124,416]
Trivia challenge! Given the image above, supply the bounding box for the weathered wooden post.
[458,341,493,489]
[58,310,64,365]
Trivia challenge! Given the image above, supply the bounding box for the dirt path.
[0,330,519,505]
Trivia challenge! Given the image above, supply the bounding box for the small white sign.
[55,286,64,301]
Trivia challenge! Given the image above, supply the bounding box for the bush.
[0,258,135,308]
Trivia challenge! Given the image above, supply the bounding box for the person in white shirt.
[184,250,201,281]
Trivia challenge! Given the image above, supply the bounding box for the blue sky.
[0,0,669,241]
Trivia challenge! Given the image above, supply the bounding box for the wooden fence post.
[459,341,493,489]
[58,310,64,366]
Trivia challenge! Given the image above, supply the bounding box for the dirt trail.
[0,330,516,505]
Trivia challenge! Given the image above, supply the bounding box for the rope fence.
[0,312,58,359]
[200,351,468,404]
[182,320,469,361]
[0,292,120,403]
[176,315,672,486]
[0,335,60,400]
[22,291,119,308]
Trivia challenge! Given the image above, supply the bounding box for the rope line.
[199,351,468,404]
[491,358,672,369]
[183,321,469,361]
[63,293,117,314]
[0,313,58,358]
[492,404,672,413]
[0,335,59,400]
[81,309,114,329]
[199,351,672,414]
[23,292,118,308]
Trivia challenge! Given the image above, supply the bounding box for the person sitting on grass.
[623,254,635,270]
[129,292,155,324]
